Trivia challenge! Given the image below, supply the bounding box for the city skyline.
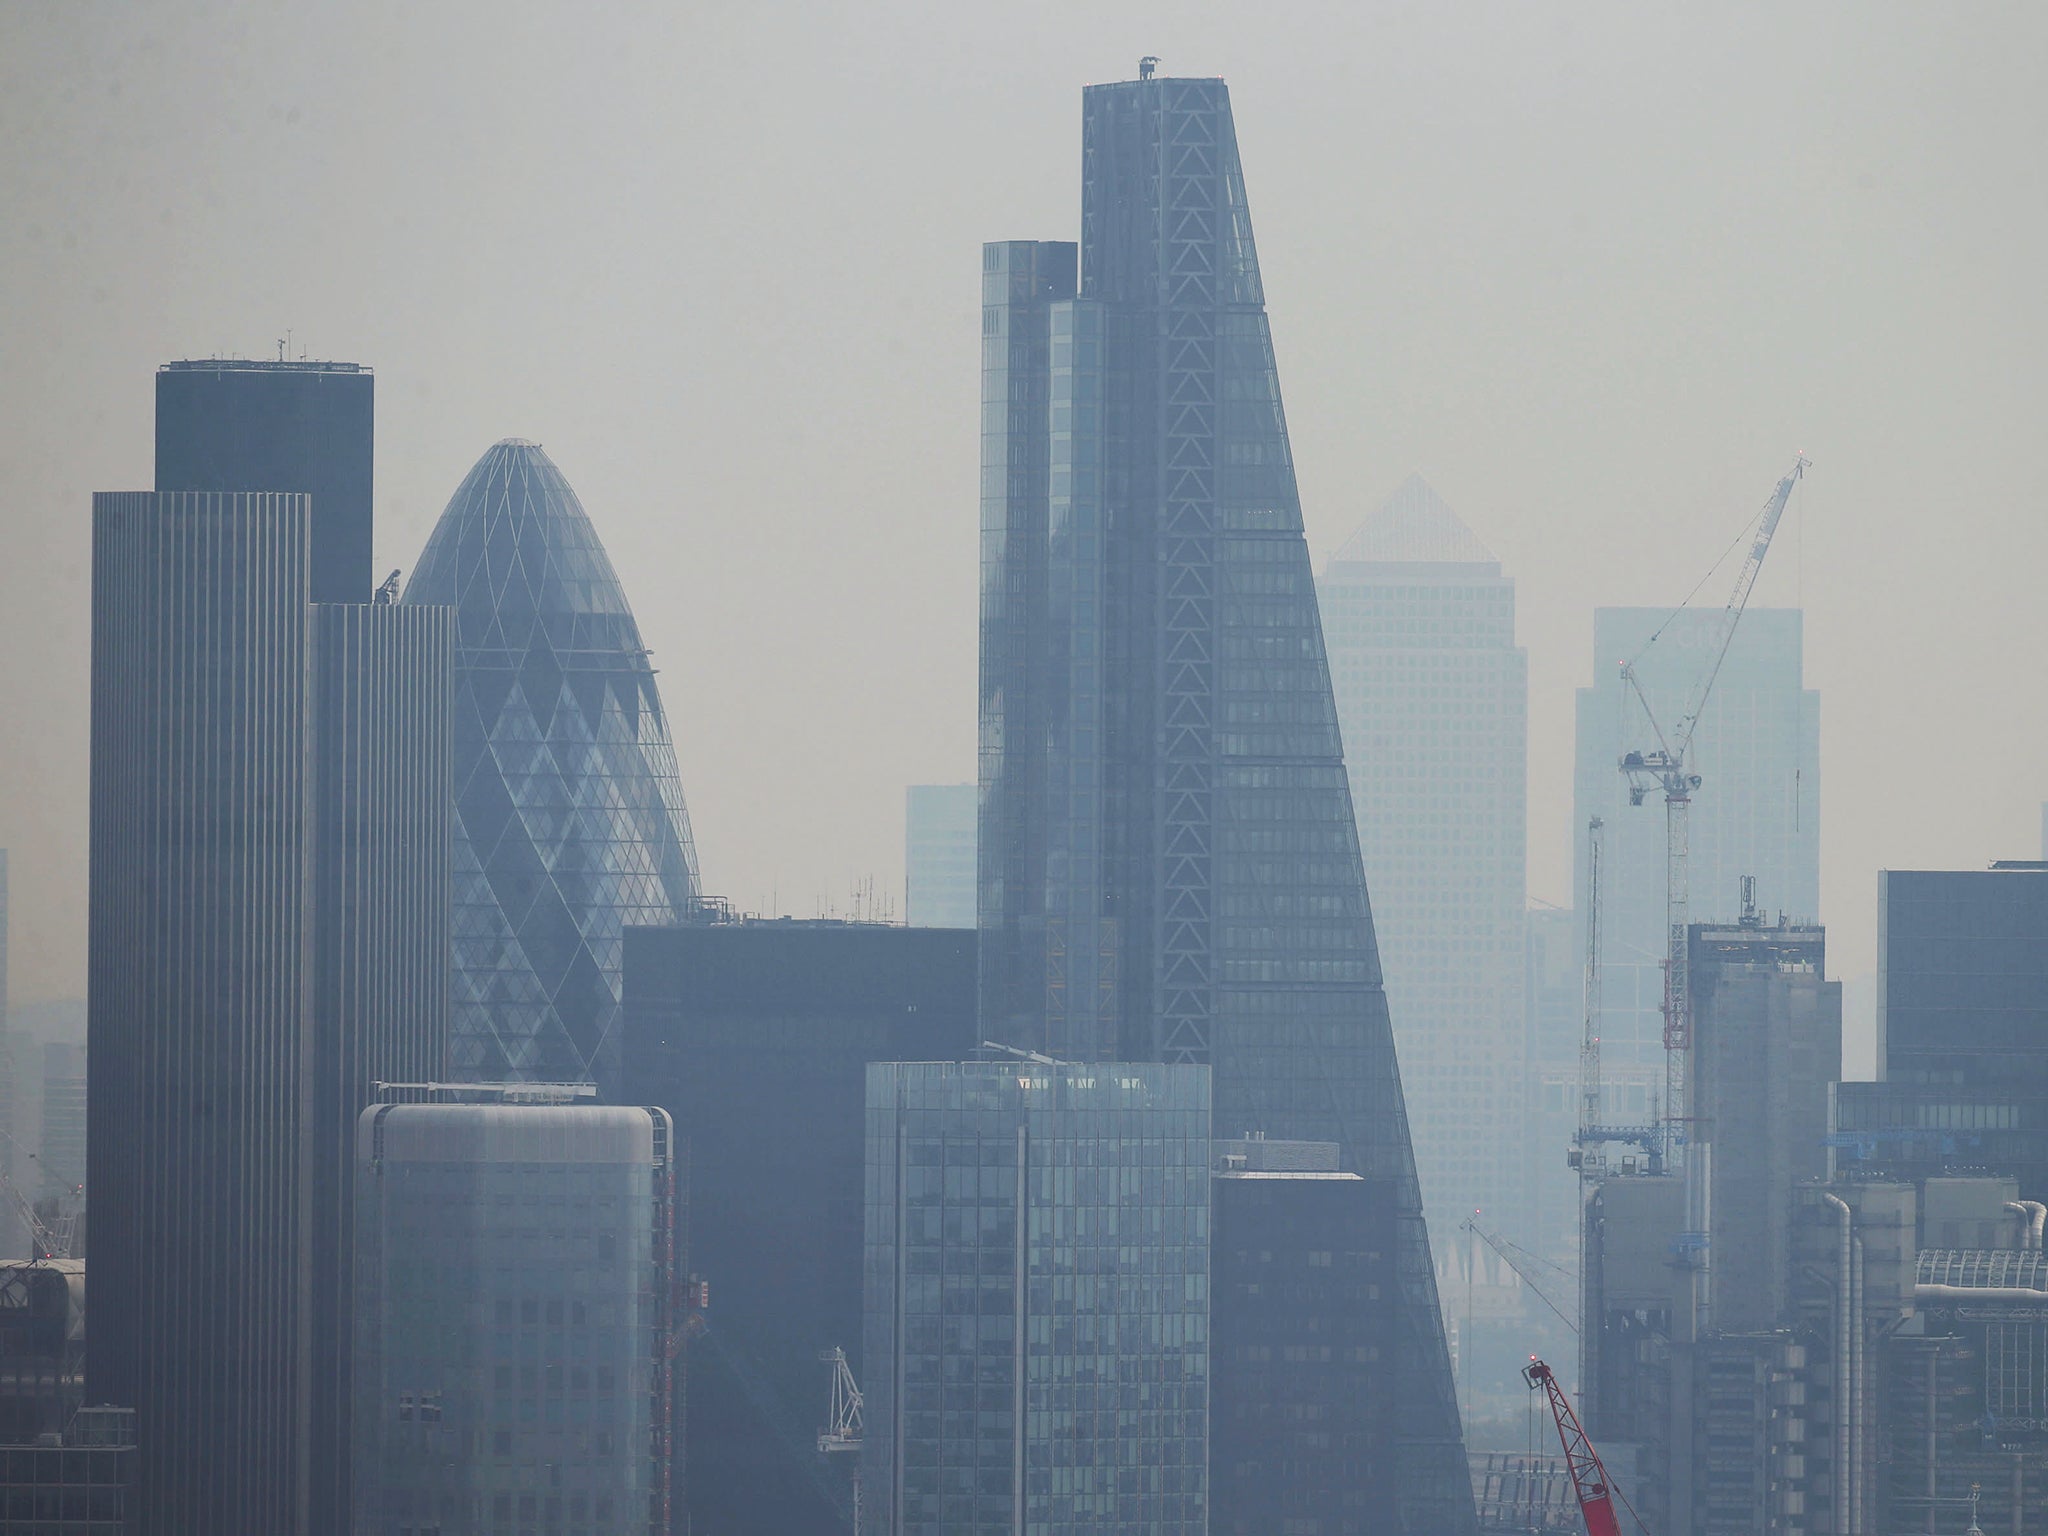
[1,15,2044,1531]
[5,7,2046,1024]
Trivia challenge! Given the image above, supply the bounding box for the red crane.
[1523,1358,1624,1536]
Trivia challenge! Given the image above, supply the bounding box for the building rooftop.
[160,358,367,374]
[1327,474,1500,569]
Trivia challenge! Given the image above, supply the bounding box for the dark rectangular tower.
[1212,1140,1400,1536]
[621,918,978,1535]
[976,74,1471,1530]
[155,359,375,604]
[89,369,451,1534]
[1834,863,2048,1195]
[89,491,318,1533]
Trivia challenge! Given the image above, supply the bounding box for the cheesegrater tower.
[977,70,1474,1530]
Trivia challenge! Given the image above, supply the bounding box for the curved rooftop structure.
[404,439,699,1092]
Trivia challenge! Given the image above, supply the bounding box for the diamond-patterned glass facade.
[404,440,699,1093]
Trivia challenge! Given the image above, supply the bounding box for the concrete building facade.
[352,1097,679,1535]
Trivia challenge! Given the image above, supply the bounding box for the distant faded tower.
[904,783,977,927]
[1319,476,1528,1248]
[1574,609,1819,1092]
[404,440,700,1094]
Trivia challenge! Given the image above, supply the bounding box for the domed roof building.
[404,439,699,1092]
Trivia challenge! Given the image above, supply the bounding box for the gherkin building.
[404,439,699,1094]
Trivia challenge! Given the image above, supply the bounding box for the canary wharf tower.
[978,74,1473,1528]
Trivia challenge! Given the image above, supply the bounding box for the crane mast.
[1525,1358,1624,1536]
[1578,817,1604,1141]
[1620,455,1807,1162]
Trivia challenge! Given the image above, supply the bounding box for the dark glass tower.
[89,366,451,1535]
[156,360,375,605]
[978,75,1472,1528]
[622,918,979,1534]
[404,440,700,1093]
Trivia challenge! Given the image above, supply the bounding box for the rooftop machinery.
[1618,456,1807,1169]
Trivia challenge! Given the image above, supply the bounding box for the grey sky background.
[4,3,2044,1077]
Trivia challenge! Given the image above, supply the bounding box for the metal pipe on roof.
[1822,1194,1852,1536]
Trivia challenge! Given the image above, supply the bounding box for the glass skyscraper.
[621,918,980,1534]
[404,439,700,1095]
[90,360,452,1535]
[976,73,1470,1526]
[861,1060,1211,1536]
[1319,475,1529,1256]
[155,359,375,604]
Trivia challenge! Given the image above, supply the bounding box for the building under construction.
[1581,905,1843,1532]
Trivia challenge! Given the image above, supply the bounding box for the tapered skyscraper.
[404,440,700,1094]
[977,73,1472,1529]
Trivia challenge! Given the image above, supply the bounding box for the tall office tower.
[353,1094,679,1536]
[1574,608,1819,1091]
[1211,1138,1398,1536]
[1834,863,2048,1192]
[976,74,1469,1524]
[904,783,977,927]
[404,440,700,1094]
[1579,911,1841,1533]
[89,361,452,1535]
[861,1060,1211,1536]
[1319,476,1528,1251]
[1523,907,1582,1266]
[622,917,978,1534]
[38,1042,86,1198]
[1689,908,1840,1334]
[155,359,375,604]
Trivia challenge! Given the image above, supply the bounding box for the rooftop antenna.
[1139,55,1160,80]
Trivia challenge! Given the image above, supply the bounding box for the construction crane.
[0,1129,76,1262]
[817,1346,864,1531]
[1524,1358,1625,1536]
[1619,456,1807,1162]
[1459,1216,1577,1337]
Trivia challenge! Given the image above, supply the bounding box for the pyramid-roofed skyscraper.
[404,439,699,1095]
[1321,475,1536,1337]
[976,73,1474,1531]
[1330,471,1504,566]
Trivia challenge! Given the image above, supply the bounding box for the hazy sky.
[4,4,2044,1065]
